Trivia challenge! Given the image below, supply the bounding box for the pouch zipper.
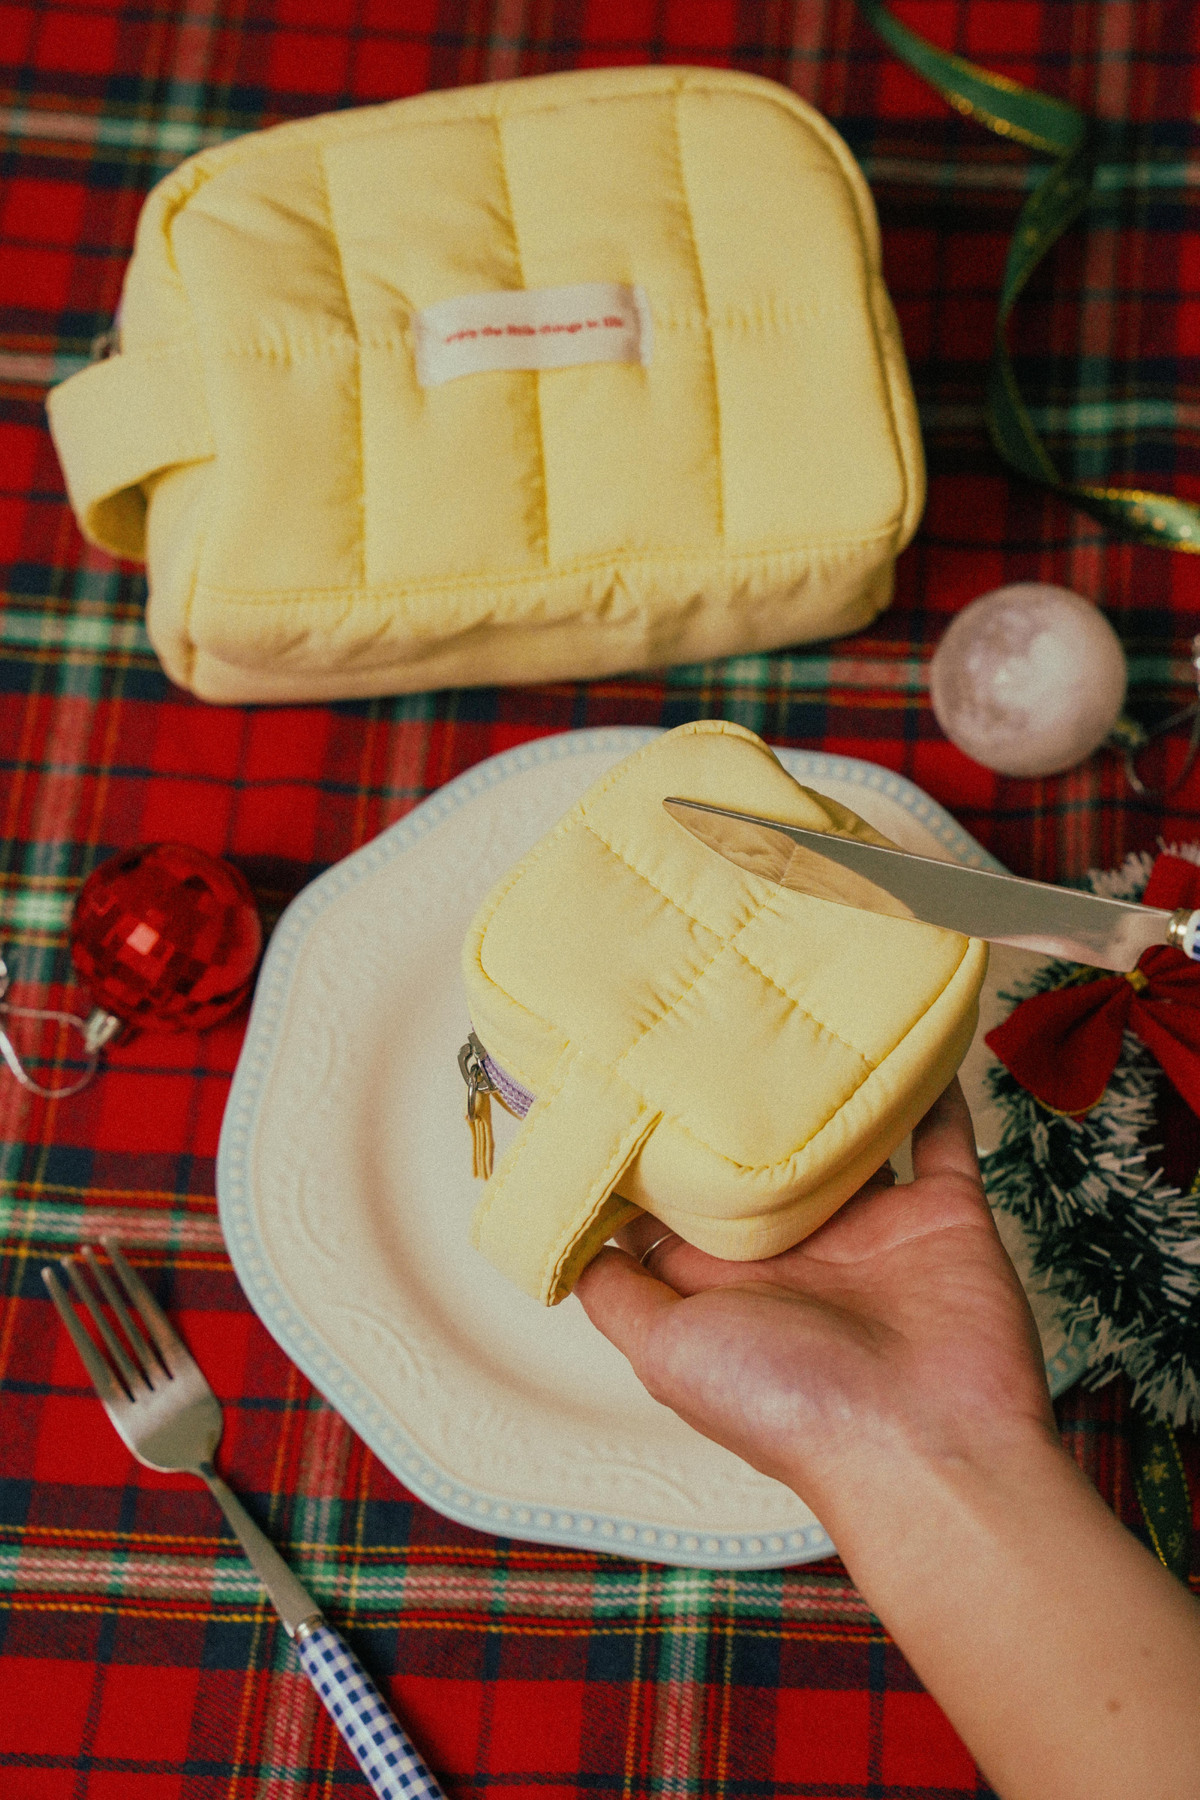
[458,1032,533,1119]
[458,1032,534,1179]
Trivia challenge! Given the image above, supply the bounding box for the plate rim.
[217,725,1086,1570]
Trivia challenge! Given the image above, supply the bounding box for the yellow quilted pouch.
[462,721,988,1305]
[46,67,923,705]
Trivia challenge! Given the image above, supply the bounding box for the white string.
[0,957,99,1098]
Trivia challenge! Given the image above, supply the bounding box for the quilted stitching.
[669,87,725,543]
[467,723,980,1141]
[318,147,365,590]
[493,111,550,567]
[462,722,988,1296]
[50,67,924,700]
[581,817,877,1073]
[186,70,911,589]
[730,941,875,1070]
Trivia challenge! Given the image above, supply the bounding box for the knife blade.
[662,797,1200,973]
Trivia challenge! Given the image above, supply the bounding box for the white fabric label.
[413,283,652,389]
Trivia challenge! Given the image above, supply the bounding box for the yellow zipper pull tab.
[471,1092,494,1180]
[458,1034,497,1180]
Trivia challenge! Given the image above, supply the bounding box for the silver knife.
[662,797,1200,973]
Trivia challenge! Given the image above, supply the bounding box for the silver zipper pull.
[458,1033,497,1178]
[457,1032,497,1121]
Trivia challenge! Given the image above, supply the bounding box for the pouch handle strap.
[470,1047,660,1306]
[857,0,1200,555]
[45,340,214,561]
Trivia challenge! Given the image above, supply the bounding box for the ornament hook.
[0,953,103,1099]
[1117,635,1200,800]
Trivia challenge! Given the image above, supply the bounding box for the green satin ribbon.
[857,0,1200,553]
[1130,1414,1193,1582]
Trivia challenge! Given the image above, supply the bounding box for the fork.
[43,1238,446,1800]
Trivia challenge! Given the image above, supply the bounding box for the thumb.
[574,1246,682,1373]
[910,1076,983,1186]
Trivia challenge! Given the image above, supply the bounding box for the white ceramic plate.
[218,727,1086,1570]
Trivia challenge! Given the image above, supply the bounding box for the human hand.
[574,1077,1055,1532]
[579,1078,1200,1800]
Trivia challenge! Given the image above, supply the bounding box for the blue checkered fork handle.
[297,1623,446,1799]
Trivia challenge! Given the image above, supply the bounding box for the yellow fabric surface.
[46,67,924,704]
[471,1047,653,1305]
[44,342,213,559]
[462,721,989,1305]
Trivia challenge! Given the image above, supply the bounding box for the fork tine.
[63,1256,146,1395]
[82,1245,160,1381]
[101,1239,192,1375]
[41,1264,124,1404]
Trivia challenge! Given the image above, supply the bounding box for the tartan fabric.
[296,1623,446,1799]
[2,0,1199,1794]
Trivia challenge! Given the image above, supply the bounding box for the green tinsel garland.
[980,850,1200,1429]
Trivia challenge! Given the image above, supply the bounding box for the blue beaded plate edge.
[218,726,1090,1570]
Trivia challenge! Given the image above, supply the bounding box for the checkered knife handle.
[296,1622,446,1799]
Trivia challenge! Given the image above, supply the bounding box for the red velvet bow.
[985,853,1200,1118]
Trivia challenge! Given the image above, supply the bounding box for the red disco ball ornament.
[70,843,262,1034]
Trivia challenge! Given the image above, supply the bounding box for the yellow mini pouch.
[47,67,923,705]
[462,721,988,1305]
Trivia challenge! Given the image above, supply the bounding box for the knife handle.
[1168,909,1200,959]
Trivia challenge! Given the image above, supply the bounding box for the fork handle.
[199,1465,445,1799]
[201,1463,321,1636]
[296,1621,447,1800]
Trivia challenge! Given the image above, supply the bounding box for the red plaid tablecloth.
[2,3,1199,1795]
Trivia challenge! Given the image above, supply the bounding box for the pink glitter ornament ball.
[929,583,1127,778]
